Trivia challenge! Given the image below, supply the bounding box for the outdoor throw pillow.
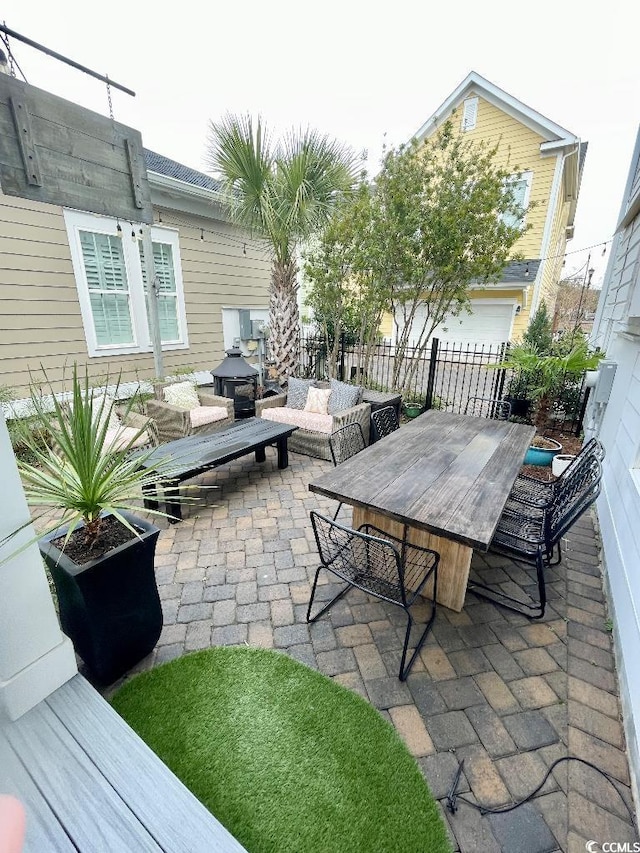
[163,381,200,410]
[304,387,332,415]
[328,379,363,415]
[286,377,317,410]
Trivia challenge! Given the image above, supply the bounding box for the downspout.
[531,143,580,316]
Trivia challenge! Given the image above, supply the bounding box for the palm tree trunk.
[270,260,300,382]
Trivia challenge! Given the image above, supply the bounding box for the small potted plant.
[1,366,194,684]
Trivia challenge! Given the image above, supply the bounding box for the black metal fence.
[297,332,589,435]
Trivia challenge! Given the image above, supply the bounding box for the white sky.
[3,0,639,287]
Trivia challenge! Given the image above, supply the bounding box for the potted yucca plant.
[2,366,194,684]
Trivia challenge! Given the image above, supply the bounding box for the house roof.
[143,149,221,193]
[413,71,579,147]
[500,259,541,284]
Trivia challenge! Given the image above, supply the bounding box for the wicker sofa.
[146,382,234,444]
[255,382,370,461]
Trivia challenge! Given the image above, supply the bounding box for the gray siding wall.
[588,134,640,802]
[0,193,270,396]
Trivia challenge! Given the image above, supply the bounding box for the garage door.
[403,300,515,347]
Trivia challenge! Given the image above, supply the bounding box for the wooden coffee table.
[138,417,298,521]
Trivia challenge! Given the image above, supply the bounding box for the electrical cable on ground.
[446,755,637,829]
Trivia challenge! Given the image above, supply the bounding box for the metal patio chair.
[308,511,439,681]
[468,452,602,619]
[371,405,400,441]
[464,396,512,420]
[328,422,367,521]
[507,437,605,508]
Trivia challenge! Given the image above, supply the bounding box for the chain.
[106,75,114,120]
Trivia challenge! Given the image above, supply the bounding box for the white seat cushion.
[261,407,333,434]
[104,425,150,452]
[189,406,229,429]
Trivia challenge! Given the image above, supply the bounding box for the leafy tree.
[303,181,389,380]
[368,121,528,392]
[522,303,553,354]
[207,115,358,381]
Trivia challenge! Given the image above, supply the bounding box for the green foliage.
[0,366,199,564]
[523,303,553,354]
[303,180,390,377]
[369,121,528,392]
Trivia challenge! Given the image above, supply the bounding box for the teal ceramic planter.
[524,438,562,467]
[403,403,423,419]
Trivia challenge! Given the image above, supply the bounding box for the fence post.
[338,331,346,382]
[424,338,439,411]
[493,342,508,405]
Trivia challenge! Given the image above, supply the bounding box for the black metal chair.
[308,511,439,680]
[371,405,400,441]
[508,438,605,508]
[464,396,512,420]
[468,452,602,619]
[328,423,366,521]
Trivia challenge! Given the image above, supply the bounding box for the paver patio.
[86,444,637,852]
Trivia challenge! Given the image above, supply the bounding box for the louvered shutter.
[79,231,134,346]
[139,241,180,342]
[461,97,478,132]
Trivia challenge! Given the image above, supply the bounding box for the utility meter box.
[592,361,617,404]
[251,319,265,338]
[238,309,252,340]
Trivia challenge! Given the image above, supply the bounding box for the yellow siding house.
[391,71,586,346]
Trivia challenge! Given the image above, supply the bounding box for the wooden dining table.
[308,410,535,611]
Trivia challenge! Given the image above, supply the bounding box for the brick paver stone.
[90,450,637,853]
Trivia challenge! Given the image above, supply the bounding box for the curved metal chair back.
[371,406,399,441]
[308,511,439,680]
[547,454,602,546]
[464,396,512,420]
[329,422,366,466]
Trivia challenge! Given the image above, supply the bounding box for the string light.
[243,243,247,256]
[157,211,163,224]
[116,222,122,239]
[200,228,204,242]
[524,263,529,278]
[138,228,143,242]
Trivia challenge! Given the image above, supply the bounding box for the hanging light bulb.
[130,224,136,242]
[601,244,607,257]
[243,243,247,256]
[200,228,204,242]
[158,211,163,224]
[524,262,530,278]
[138,228,143,242]
[116,222,122,239]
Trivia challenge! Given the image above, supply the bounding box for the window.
[500,172,533,230]
[461,97,478,132]
[64,210,188,357]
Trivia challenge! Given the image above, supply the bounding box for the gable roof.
[413,71,578,147]
[144,149,221,192]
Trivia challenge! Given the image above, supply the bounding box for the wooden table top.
[309,410,535,551]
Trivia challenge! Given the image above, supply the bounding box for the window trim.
[501,171,534,230]
[64,209,189,357]
[461,97,478,132]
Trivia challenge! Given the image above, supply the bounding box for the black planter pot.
[39,511,162,684]
[505,395,533,419]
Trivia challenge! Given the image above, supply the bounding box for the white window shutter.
[139,241,180,342]
[79,231,135,346]
[461,97,478,132]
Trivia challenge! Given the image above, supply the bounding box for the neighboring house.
[586,125,640,798]
[0,150,271,398]
[389,71,587,347]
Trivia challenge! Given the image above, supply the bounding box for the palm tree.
[207,115,358,381]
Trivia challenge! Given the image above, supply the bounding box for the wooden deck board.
[0,675,246,852]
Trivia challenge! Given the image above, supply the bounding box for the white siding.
[588,129,640,802]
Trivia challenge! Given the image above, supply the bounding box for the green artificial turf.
[111,647,451,853]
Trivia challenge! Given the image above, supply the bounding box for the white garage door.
[402,300,515,347]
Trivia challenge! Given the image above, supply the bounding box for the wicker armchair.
[256,384,370,461]
[146,382,234,444]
